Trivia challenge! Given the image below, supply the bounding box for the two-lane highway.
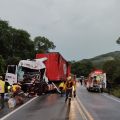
[1,83,120,120]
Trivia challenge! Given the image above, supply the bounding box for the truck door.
[5,65,17,85]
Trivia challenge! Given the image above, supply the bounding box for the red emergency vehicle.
[86,69,107,92]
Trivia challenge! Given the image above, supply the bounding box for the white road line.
[75,100,88,120]
[76,96,94,120]
[102,94,120,103]
[1,96,38,120]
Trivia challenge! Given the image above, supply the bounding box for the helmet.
[67,76,72,81]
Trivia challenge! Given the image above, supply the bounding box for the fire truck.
[86,70,106,92]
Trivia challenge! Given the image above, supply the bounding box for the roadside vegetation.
[103,59,120,98]
[70,60,94,78]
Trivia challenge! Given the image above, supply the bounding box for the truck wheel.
[100,88,103,93]
[87,88,90,92]
[98,89,101,93]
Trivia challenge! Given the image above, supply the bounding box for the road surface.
[0,93,85,120]
[77,83,120,120]
[1,83,120,120]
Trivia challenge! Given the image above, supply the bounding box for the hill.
[82,51,120,69]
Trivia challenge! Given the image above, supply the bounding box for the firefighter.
[73,80,76,97]
[12,83,21,97]
[5,79,10,93]
[11,83,24,105]
[65,76,74,102]
[59,81,66,97]
[0,76,5,109]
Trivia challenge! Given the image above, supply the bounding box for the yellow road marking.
[76,96,94,120]
[75,100,88,120]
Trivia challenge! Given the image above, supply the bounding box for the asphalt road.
[1,83,120,120]
[77,83,120,120]
[0,93,84,120]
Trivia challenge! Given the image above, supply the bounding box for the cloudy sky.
[0,0,120,61]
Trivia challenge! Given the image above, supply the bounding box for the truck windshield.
[7,66,16,74]
[17,66,40,81]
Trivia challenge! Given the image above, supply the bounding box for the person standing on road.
[73,79,76,97]
[80,78,83,86]
[0,76,5,109]
[65,76,74,102]
[5,79,10,93]
[11,83,21,97]
[59,81,66,97]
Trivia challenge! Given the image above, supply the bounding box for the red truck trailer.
[36,52,71,82]
[36,52,71,92]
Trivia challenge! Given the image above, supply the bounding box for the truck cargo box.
[36,52,70,82]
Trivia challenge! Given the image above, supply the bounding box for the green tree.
[34,36,56,53]
[6,56,21,66]
[103,60,120,84]
[0,20,12,59]
[0,19,35,60]
[10,28,34,59]
[71,60,94,77]
[0,55,5,75]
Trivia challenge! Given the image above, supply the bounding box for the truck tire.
[98,88,101,93]
[87,87,90,92]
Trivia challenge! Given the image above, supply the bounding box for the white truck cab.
[5,65,17,85]
[5,58,48,85]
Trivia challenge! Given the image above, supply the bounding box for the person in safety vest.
[0,76,5,109]
[5,79,11,93]
[59,81,66,97]
[12,83,21,97]
[73,79,76,98]
[65,76,74,102]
